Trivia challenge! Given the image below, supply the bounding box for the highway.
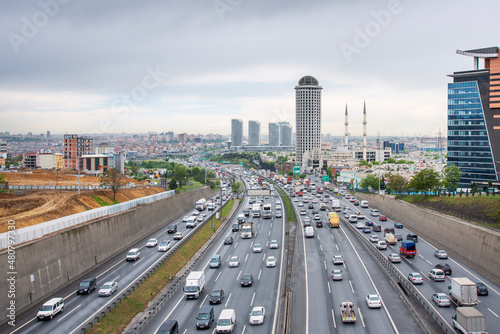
[3,193,227,334]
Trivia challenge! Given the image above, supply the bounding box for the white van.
[370,209,379,217]
[216,308,236,333]
[36,297,64,321]
[429,269,446,282]
[360,200,369,208]
[305,226,315,238]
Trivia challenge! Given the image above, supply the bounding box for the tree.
[471,182,478,196]
[358,160,369,167]
[172,164,188,187]
[99,168,127,200]
[386,172,408,194]
[287,171,293,177]
[232,181,245,198]
[443,164,462,194]
[0,173,5,184]
[169,179,177,190]
[409,168,441,195]
[359,174,380,191]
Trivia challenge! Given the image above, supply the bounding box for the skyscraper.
[279,121,292,146]
[295,75,322,170]
[447,47,500,187]
[231,119,243,146]
[269,122,280,147]
[63,134,93,170]
[248,120,261,146]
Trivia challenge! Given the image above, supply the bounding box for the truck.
[329,212,340,228]
[251,204,261,218]
[207,202,215,211]
[399,240,416,257]
[331,199,341,211]
[449,277,478,306]
[287,176,293,184]
[305,179,310,187]
[317,186,324,194]
[196,198,207,211]
[263,204,272,219]
[385,233,397,245]
[340,301,356,323]
[324,181,332,190]
[242,208,250,216]
[241,222,254,238]
[452,307,488,334]
[184,271,206,299]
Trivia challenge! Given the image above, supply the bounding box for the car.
[435,263,452,275]
[369,234,379,242]
[249,306,265,325]
[377,241,387,250]
[308,204,314,209]
[429,269,446,281]
[98,281,118,297]
[333,255,344,265]
[146,238,158,247]
[476,282,489,296]
[276,204,282,210]
[191,211,199,216]
[388,253,401,263]
[173,232,183,240]
[363,227,372,233]
[407,233,418,242]
[434,249,448,259]
[379,215,387,221]
[157,240,171,252]
[77,277,97,294]
[356,222,365,229]
[364,220,373,226]
[276,200,281,204]
[350,197,356,202]
[316,220,323,228]
[253,243,263,253]
[197,216,204,222]
[292,194,296,198]
[312,210,319,215]
[182,216,189,222]
[167,225,177,233]
[303,197,309,202]
[275,211,282,218]
[365,294,382,308]
[297,202,304,207]
[312,199,318,203]
[224,236,233,245]
[432,293,451,307]
[394,234,403,241]
[126,248,140,261]
[408,272,424,284]
[384,228,395,236]
[229,256,240,268]
[332,269,343,281]
[232,223,240,232]
[269,240,279,249]
[209,289,224,304]
[394,222,403,229]
[240,274,254,287]
[266,256,277,267]
[314,214,321,220]
[354,200,360,206]
[357,212,365,219]
[348,215,358,223]
[370,209,379,217]
[300,209,307,215]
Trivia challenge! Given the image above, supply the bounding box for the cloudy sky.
[1,0,499,138]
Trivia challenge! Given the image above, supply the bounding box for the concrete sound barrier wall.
[0,187,215,324]
[355,193,500,286]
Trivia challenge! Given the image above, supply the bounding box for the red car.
[379,215,387,221]
[291,193,296,197]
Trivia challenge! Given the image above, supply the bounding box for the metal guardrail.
[0,190,175,249]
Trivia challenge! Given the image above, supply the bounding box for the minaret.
[344,104,349,148]
[362,101,367,161]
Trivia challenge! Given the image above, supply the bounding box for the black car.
[476,282,489,296]
[77,277,97,294]
[354,200,360,206]
[209,289,224,304]
[435,263,452,275]
[232,223,239,232]
[312,210,319,215]
[308,204,314,209]
[394,222,403,229]
[240,274,254,287]
[316,221,323,228]
[407,233,418,242]
[224,236,233,245]
[167,225,177,233]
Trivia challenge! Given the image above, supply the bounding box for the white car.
[229,256,240,268]
[297,202,304,207]
[182,216,190,222]
[369,235,379,243]
[314,214,321,220]
[146,238,158,247]
[333,255,344,265]
[388,253,401,263]
[432,293,451,307]
[377,241,387,250]
[276,204,282,210]
[249,306,265,325]
[348,215,358,223]
[434,250,448,259]
[253,243,263,253]
[293,198,299,202]
[276,200,281,204]
[157,240,170,252]
[191,211,199,216]
[266,256,277,267]
[269,240,279,249]
[98,281,118,297]
[356,222,365,229]
[173,232,183,240]
[332,269,343,281]
[366,294,382,308]
[312,199,318,203]
[408,272,424,284]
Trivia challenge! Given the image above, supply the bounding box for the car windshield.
[102,284,112,289]
[160,242,168,246]
[252,310,263,316]
[413,274,422,278]
[218,319,231,326]
[185,286,198,292]
[148,239,155,242]
[211,291,221,297]
[242,275,251,280]
[369,296,380,301]
[198,313,210,320]
[40,305,53,311]
[79,281,90,287]
[230,257,238,261]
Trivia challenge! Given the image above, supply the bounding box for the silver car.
[432,293,451,307]
[98,281,118,297]
[229,256,240,268]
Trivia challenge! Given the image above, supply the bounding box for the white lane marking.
[320,244,323,252]
[270,223,273,228]
[245,254,249,262]
[225,293,232,307]
[349,280,355,293]
[299,206,310,334]
[358,308,366,327]
[324,261,327,270]
[421,271,431,281]
[263,253,266,261]
[449,258,500,296]
[343,262,346,269]
[488,308,499,317]
[331,234,334,240]
[215,272,222,282]
[242,325,247,334]
[272,205,286,334]
[331,309,336,328]
[250,292,256,306]
[269,230,271,236]
[237,271,242,280]
[226,254,231,262]
[132,258,143,266]
[336,245,339,251]
[200,294,208,308]
[418,254,425,259]
[426,260,433,265]
[234,241,238,248]
[402,257,412,264]
[58,304,81,322]
[258,269,262,280]
[327,281,331,294]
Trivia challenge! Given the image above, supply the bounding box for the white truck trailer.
[449,277,478,306]
[452,307,488,334]
[184,271,206,299]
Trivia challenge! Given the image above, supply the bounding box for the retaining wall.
[0,187,215,323]
[356,193,500,286]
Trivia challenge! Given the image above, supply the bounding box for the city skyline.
[2,1,500,137]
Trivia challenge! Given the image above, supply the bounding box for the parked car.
[365,294,382,308]
[476,282,489,296]
[266,256,277,267]
[333,255,344,265]
[249,306,265,325]
[209,289,225,304]
[388,253,401,263]
[240,274,254,287]
[229,256,240,268]
[269,240,279,249]
[332,269,343,281]
[435,263,452,275]
[434,249,448,259]
[157,240,171,252]
[77,277,97,294]
[432,293,451,307]
[146,238,158,247]
[98,281,118,297]
[408,272,424,284]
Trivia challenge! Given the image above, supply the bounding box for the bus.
[329,212,340,228]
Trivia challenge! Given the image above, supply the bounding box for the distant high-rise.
[295,76,322,170]
[447,47,500,187]
[362,101,367,161]
[46,130,51,141]
[63,134,93,170]
[231,119,243,146]
[248,120,261,146]
[279,122,292,146]
[269,122,280,147]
